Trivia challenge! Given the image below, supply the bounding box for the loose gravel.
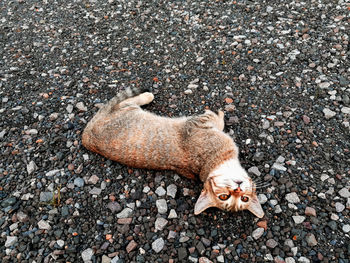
[0,0,349,262]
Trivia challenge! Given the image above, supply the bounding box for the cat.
[82,88,264,218]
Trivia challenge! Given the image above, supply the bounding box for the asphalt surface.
[0,0,349,262]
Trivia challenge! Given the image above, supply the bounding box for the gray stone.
[152,237,165,253]
[272,163,287,171]
[76,102,87,111]
[156,199,167,214]
[101,255,111,263]
[117,208,133,219]
[258,194,268,204]
[292,216,305,224]
[341,107,350,114]
[40,192,53,202]
[284,239,294,248]
[275,205,282,213]
[252,228,264,240]
[16,211,29,222]
[88,175,99,184]
[155,186,166,196]
[323,108,336,119]
[248,166,261,176]
[107,202,122,213]
[45,169,60,177]
[38,220,51,230]
[5,236,18,247]
[89,187,102,195]
[305,233,317,246]
[339,188,350,198]
[285,258,296,263]
[57,240,65,247]
[285,192,300,203]
[143,186,150,193]
[217,255,224,263]
[1,197,17,207]
[266,239,278,248]
[74,177,85,187]
[27,161,37,175]
[167,184,177,198]
[81,248,94,262]
[335,202,345,212]
[155,217,168,231]
[168,230,177,239]
[66,104,74,113]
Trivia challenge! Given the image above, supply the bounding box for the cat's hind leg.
[216,110,225,131]
[118,92,154,108]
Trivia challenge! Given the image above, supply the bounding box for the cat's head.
[194,159,264,218]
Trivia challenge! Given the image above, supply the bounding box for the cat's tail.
[100,87,147,114]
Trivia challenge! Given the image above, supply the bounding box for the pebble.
[258,194,268,204]
[40,192,53,202]
[107,202,122,213]
[81,248,94,262]
[335,202,345,212]
[88,175,99,184]
[292,216,305,224]
[217,255,224,263]
[252,228,264,240]
[155,217,168,231]
[152,238,165,253]
[323,108,336,119]
[305,207,316,217]
[89,187,102,195]
[342,224,350,233]
[38,220,51,230]
[156,199,168,214]
[285,258,296,263]
[16,211,29,222]
[102,255,111,263]
[248,166,261,176]
[199,258,213,263]
[155,186,166,196]
[166,184,177,198]
[305,233,317,246]
[285,192,300,203]
[74,177,85,187]
[5,236,18,247]
[341,107,350,114]
[56,240,64,247]
[168,209,178,219]
[338,188,350,198]
[117,208,133,219]
[298,256,310,263]
[126,240,138,253]
[76,102,87,111]
[26,161,37,175]
[266,239,278,248]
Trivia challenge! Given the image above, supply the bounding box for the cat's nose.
[235,180,242,186]
[233,181,243,193]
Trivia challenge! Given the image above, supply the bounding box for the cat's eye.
[241,196,249,202]
[218,194,230,201]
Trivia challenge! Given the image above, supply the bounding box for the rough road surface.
[1,0,349,262]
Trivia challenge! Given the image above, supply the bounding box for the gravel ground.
[1,0,349,262]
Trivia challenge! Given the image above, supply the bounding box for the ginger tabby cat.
[82,88,264,218]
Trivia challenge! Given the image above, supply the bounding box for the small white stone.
[285,257,296,263]
[155,186,166,196]
[56,240,64,247]
[217,255,225,263]
[252,228,264,240]
[143,186,150,193]
[27,161,37,175]
[339,188,350,198]
[5,236,18,247]
[184,89,193,95]
[320,174,329,181]
[285,192,300,203]
[258,194,268,204]
[275,205,282,213]
[298,256,310,263]
[335,202,345,212]
[341,107,350,114]
[155,217,168,231]
[168,209,178,219]
[152,238,165,253]
[291,247,298,256]
[166,184,177,198]
[292,216,305,224]
[81,248,94,262]
[342,224,350,233]
[156,199,167,214]
[331,213,339,220]
[66,104,74,113]
[323,108,336,119]
[117,208,133,219]
[188,84,199,89]
[38,220,51,230]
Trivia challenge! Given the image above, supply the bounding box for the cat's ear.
[194,190,215,215]
[247,195,264,218]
